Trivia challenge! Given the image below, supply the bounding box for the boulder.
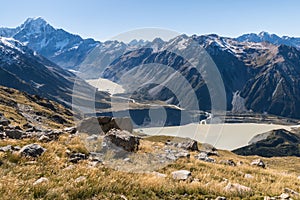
[0,125,3,132]
[200,143,218,156]
[89,152,103,163]
[0,145,12,152]
[77,117,133,135]
[0,132,5,139]
[19,144,46,157]
[77,117,104,135]
[171,170,191,180]
[103,129,140,152]
[0,116,10,126]
[284,188,299,196]
[64,127,77,134]
[165,138,199,151]
[175,151,190,159]
[86,134,99,141]
[110,117,133,133]
[33,177,49,185]
[69,152,88,163]
[279,193,290,199]
[251,159,266,168]
[224,182,251,193]
[38,135,50,142]
[5,129,24,139]
[197,152,215,163]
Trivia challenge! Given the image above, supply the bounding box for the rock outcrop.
[171,170,191,181]
[19,144,46,157]
[77,116,133,135]
[103,129,140,152]
[233,129,300,157]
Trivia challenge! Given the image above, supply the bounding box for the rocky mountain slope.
[102,34,300,118]
[2,18,300,119]
[0,17,99,69]
[233,129,300,157]
[0,36,110,110]
[0,85,74,129]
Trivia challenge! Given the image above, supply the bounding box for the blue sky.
[0,0,299,41]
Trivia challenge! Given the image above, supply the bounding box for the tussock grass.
[0,135,299,199]
[0,86,74,129]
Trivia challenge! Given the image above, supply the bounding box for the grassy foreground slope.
[0,134,299,200]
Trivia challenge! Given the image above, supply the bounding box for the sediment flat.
[137,123,292,150]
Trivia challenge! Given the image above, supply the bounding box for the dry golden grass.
[0,134,299,199]
[0,86,74,129]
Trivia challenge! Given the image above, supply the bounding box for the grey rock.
[5,129,24,139]
[200,143,218,156]
[251,159,266,168]
[166,154,177,161]
[77,117,104,135]
[175,152,190,159]
[111,117,133,133]
[224,182,251,193]
[167,138,199,151]
[77,117,133,135]
[264,197,277,200]
[197,152,215,163]
[19,144,46,157]
[86,134,99,141]
[13,146,21,151]
[103,129,140,152]
[89,153,103,163]
[171,170,191,180]
[0,132,5,139]
[279,193,290,199]
[33,177,49,185]
[0,145,12,152]
[69,153,87,163]
[284,188,299,196]
[0,116,10,126]
[64,127,77,134]
[38,135,50,142]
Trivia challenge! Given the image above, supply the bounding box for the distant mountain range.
[103,34,300,118]
[1,18,300,119]
[0,36,108,109]
[237,31,300,49]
